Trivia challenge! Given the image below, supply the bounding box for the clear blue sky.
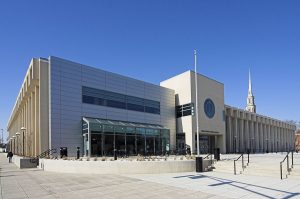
[0,0,299,139]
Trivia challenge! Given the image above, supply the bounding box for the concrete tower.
[245,69,256,113]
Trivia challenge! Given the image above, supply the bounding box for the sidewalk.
[125,153,300,199]
[0,153,219,199]
[2,152,299,199]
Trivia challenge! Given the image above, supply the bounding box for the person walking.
[7,151,13,163]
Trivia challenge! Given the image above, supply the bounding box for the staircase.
[213,153,300,179]
[30,149,57,165]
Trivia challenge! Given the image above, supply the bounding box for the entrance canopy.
[83,117,169,130]
[82,117,170,157]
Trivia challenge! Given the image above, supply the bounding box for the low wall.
[39,159,196,174]
[12,155,38,169]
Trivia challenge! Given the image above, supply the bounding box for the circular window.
[204,98,215,119]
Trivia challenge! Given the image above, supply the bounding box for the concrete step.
[211,154,300,178]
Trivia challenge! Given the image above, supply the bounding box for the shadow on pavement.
[173,174,300,199]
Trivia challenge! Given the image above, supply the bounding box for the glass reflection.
[87,120,170,157]
[136,128,145,155]
[126,127,136,155]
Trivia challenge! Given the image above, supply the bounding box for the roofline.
[161,70,224,86]
[225,104,297,127]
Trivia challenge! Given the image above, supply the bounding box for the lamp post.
[1,129,3,146]
[9,138,13,152]
[21,127,26,156]
[194,50,200,156]
[234,136,237,153]
[16,132,20,155]
[251,137,254,153]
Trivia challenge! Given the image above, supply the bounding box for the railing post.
[234,160,236,175]
[292,151,294,168]
[280,162,283,180]
[242,154,244,171]
[248,152,249,165]
[287,155,290,175]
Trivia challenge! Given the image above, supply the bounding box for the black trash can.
[196,157,203,172]
[60,147,68,158]
[214,148,220,161]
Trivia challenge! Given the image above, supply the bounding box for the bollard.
[234,160,236,175]
[114,149,117,160]
[76,147,80,159]
[280,163,283,180]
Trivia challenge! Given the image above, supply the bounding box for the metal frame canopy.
[82,117,170,157]
[83,117,168,130]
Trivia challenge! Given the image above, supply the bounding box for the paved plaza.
[1,153,300,199]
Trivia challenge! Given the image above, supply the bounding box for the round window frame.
[204,98,215,119]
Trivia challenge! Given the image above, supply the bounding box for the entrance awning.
[83,117,169,130]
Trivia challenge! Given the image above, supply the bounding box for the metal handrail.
[234,153,244,175]
[203,153,214,166]
[280,151,294,180]
[30,148,57,165]
[203,153,211,159]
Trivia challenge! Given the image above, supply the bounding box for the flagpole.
[194,50,200,156]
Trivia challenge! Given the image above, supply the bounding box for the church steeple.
[248,69,252,96]
[246,69,256,113]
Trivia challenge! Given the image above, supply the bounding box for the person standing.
[7,151,13,163]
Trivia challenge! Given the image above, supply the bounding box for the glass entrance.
[91,133,102,156]
[83,117,170,157]
[126,127,136,155]
[176,133,186,155]
[195,135,216,154]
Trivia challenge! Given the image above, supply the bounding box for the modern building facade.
[6,58,49,157]
[7,56,175,157]
[160,71,226,154]
[7,56,296,157]
[225,105,296,153]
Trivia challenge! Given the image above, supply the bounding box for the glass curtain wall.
[83,118,170,157]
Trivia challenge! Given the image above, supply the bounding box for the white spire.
[248,69,253,96]
[246,68,256,113]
